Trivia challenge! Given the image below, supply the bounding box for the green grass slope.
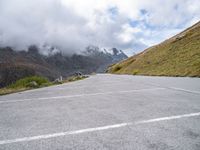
[0,75,88,95]
[108,21,200,77]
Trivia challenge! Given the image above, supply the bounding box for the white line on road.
[135,112,200,124]
[145,82,200,95]
[169,87,200,94]
[0,112,200,145]
[0,123,131,145]
[0,88,164,104]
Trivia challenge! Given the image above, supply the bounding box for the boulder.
[26,81,38,88]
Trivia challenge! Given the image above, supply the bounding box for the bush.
[0,66,35,88]
[9,76,49,89]
[113,66,122,72]
[132,69,140,75]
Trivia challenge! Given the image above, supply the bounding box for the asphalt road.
[0,74,200,150]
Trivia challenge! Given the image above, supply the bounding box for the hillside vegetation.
[0,75,88,95]
[0,76,50,95]
[108,21,200,77]
[0,46,127,88]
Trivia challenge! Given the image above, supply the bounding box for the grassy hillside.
[108,21,200,77]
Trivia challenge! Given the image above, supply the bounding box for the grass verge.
[0,75,88,96]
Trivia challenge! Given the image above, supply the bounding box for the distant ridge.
[0,46,127,87]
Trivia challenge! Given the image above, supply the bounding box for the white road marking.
[0,88,164,104]
[0,123,131,145]
[135,112,200,124]
[169,87,200,94]
[0,112,199,145]
[145,82,200,95]
[56,82,131,90]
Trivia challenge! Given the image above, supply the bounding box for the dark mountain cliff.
[0,46,127,87]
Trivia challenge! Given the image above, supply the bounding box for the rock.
[74,72,83,76]
[53,78,62,84]
[27,81,38,88]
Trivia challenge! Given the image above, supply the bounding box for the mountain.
[107,21,200,77]
[103,48,128,62]
[0,46,127,87]
[83,46,128,72]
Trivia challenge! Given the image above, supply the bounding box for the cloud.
[0,0,89,54]
[0,0,199,55]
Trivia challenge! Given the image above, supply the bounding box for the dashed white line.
[0,88,164,104]
[0,112,199,145]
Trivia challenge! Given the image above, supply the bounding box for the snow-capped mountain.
[103,48,128,62]
[84,46,128,62]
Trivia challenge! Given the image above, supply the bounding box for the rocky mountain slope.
[107,21,200,77]
[0,46,127,87]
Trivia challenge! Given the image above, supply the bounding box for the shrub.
[0,66,35,88]
[113,66,122,72]
[132,69,140,75]
[9,76,49,89]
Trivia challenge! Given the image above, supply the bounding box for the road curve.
[0,74,200,150]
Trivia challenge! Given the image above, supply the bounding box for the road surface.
[0,74,200,150]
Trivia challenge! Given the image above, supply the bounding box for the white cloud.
[0,0,199,55]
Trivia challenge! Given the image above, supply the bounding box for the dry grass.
[108,22,200,77]
[0,87,28,96]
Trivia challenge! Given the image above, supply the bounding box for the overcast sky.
[0,0,199,55]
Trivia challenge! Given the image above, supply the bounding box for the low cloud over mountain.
[0,46,127,87]
[0,0,199,55]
